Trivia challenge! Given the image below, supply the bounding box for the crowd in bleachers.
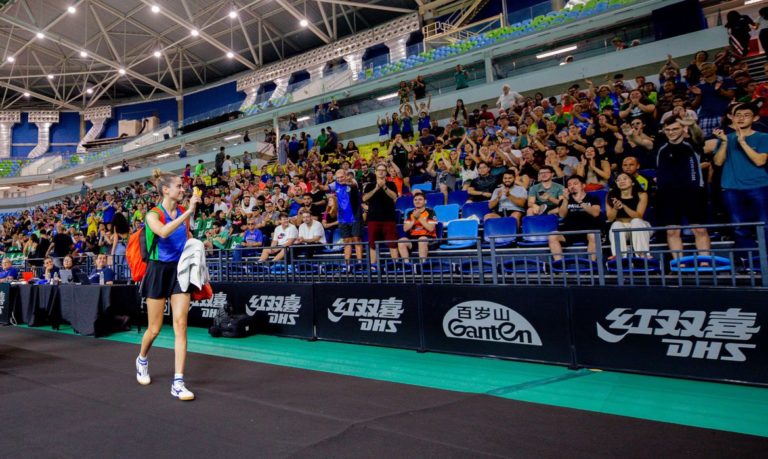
[1,38,767,280]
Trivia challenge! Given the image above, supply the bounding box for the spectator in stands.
[377,114,390,147]
[691,62,736,138]
[322,169,362,263]
[120,159,129,173]
[41,257,60,281]
[454,64,469,90]
[194,159,205,177]
[527,166,564,215]
[48,223,73,266]
[725,10,757,58]
[237,219,264,257]
[467,161,498,203]
[293,210,326,259]
[60,255,83,283]
[398,191,437,262]
[203,221,229,253]
[486,169,527,226]
[0,257,18,282]
[363,162,399,263]
[222,155,233,176]
[88,253,114,285]
[278,135,289,165]
[652,116,711,262]
[606,172,651,259]
[548,175,602,261]
[713,103,768,252]
[215,147,225,176]
[496,84,524,112]
[575,146,611,191]
[611,37,626,51]
[259,213,297,262]
[621,156,649,191]
[453,99,468,125]
[412,75,427,101]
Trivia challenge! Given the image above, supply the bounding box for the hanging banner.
[313,284,421,349]
[571,287,768,386]
[421,285,573,364]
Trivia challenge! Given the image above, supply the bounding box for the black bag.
[209,306,253,338]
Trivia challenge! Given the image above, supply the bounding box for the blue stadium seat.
[322,230,344,253]
[461,202,490,221]
[395,195,413,214]
[551,258,598,274]
[425,192,445,209]
[420,259,454,274]
[434,204,460,222]
[606,257,661,274]
[517,215,559,247]
[384,260,416,274]
[447,190,469,206]
[670,256,732,273]
[459,260,496,274]
[412,183,433,192]
[439,219,479,250]
[502,258,547,274]
[483,217,518,248]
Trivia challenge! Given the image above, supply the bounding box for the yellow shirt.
[87,214,99,236]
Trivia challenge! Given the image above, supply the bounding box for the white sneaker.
[136,357,150,385]
[171,380,195,401]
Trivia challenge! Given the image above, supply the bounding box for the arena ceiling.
[0,0,425,111]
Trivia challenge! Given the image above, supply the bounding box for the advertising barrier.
[570,287,768,385]
[0,283,10,325]
[313,284,421,349]
[421,285,573,364]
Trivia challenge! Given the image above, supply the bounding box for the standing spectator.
[243,130,250,142]
[713,104,768,253]
[259,213,297,262]
[278,135,289,165]
[548,175,602,261]
[215,147,225,176]
[454,64,469,90]
[222,155,233,177]
[606,172,651,258]
[725,10,756,58]
[690,62,736,138]
[412,75,427,101]
[323,169,362,263]
[49,223,73,266]
[397,191,437,262]
[362,163,399,263]
[242,150,252,171]
[194,159,205,177]
[496,84,524,112]
[377,114,390,148]
[288,113,298,131]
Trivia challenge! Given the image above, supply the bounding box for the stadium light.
[224,135,240,140]
[536,45,577,59]
[79,50,88,58]
[67,6,76,14]
[151,5,160,13]
[300,19,309,27]
[47,74,54,79]
[226,51,234,59]
[296,116,310,122]
[190,29,199,37]
[745,0,765,5]
[74,175,86,179]
[36,32,45,39]
[118,68,126,75]
[229,10,238,19]
[376,92,399,101]
[157,153,170,158]
[154,50,162,58]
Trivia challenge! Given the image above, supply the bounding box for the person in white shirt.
[212,196,229,215]
[240,195,256,217]
[496,84,524,112]
[221,155,233,176]
[294,210,327,258]
[259,213,297,262]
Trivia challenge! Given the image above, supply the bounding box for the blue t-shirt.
[0,267,18,280]
[243,229,264,245]
[329,182,356,224]
[698,77,737,118]
[720,132,768,190]
[102,203,115,223]
[379,122,389,136]
[88,267,115,284]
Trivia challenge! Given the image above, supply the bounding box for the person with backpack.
[135,169,201,401]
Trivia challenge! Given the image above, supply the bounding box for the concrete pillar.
[271,77,289,99]
[176,96,184,124]
[308,64,326,82]
[239,85,260,113]
[343,52,364,81]
[384,36,408,64]
[484,55,494,84]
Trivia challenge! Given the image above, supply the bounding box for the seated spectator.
[237,219,264,257]
[575,147,611,191]
[548,175,602,261]
[59,255,84,284]
[621,156,649,191]
[0,257,18,282]
[259,213,297,262]
[293,210,327,259]
[88,253,115,285]
[397,192,437,262]
[606,173,652,258]
[486,170,527,226]
[527,166,564,215]
[204,221,229,252]
[41,257,61,281]
[467,161,499,202]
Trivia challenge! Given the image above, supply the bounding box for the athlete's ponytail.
[153,168,177,195]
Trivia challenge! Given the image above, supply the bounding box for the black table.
[4,284,140,337]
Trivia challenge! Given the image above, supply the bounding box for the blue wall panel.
[183,81,243,119]
[50,112,81,145]
[101,98,178,138]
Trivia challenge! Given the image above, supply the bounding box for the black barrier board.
[240,283,314,338]
[314,284,421,349]
[571,287,768,386]
[421,285,573,364]
[0,283,10,325]
[186,283,243,328]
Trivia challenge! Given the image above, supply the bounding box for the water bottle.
[99,271,104,285]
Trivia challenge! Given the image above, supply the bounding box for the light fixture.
[190,29,199,37]
[157,153,170,158]
[37,183,49,187]
[376,92,399,101]
[110,165,122,170]
[6,56,15,63]
[74,175,86,179]
[536,45,578,59]
[67,6,76,14]
[153,50,162,58]
[36,32,45,39]
[745,0,766,5]
[224,135,240,141]
[79,50,88,58]
[296,116,310,122]
[118,68,126,75]
[47,74,54,79]
[86,88,93,94]
[151,5,160,13]
[226,51,234,59]
[23,92,30,97]
[228,10,238,19]
[0,186,10,190]
[47,168,53,172]
[153,132,160,136]
[300,19,308,27]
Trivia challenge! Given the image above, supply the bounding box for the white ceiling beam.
[0,80,80,110]
[273,0,332,44]
[315,0,414,14]
[89,4,120,62]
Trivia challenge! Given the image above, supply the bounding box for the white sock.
[137,355,147,363]
[173,373,184,384]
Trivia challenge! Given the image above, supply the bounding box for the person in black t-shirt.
[362,163,399,263]
[548,175,602,261]
[467,162,499,202]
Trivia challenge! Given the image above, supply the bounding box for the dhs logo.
[191,292,228,318]
[328,297,404,333]
[443,301,543,345]
[246,294,302,325]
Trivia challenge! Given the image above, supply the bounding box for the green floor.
[25,324,768,438]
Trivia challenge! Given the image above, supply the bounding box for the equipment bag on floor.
[209,307,253,338]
